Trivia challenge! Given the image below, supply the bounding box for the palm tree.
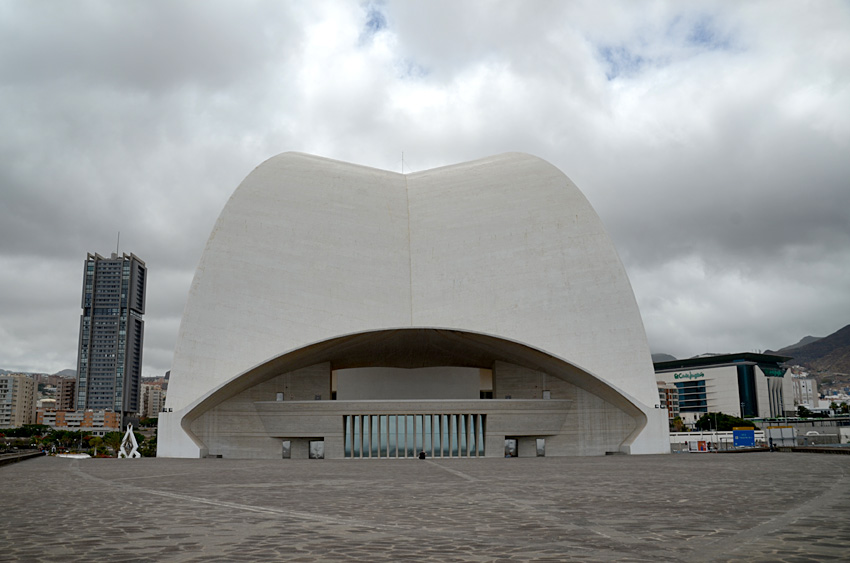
[89,436,103,456]
[103,432,123,457]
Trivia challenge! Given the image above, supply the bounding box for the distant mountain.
[776,335,824,352]
[651,353,677,362]
[0,368,75,377]
[769,324,850,374]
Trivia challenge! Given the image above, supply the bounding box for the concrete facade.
[792,377,818,408]
[141,384,165,418]
[57,378,76,412]
[35,409,120,435]
[0,374,37,428]
[657,381,680,421]
[159,152,668,458]
[336,367,481,401]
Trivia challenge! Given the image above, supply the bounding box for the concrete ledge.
[778,446,850,455]
[0,450,45,467]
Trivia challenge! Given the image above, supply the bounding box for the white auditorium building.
[158,152,669,459]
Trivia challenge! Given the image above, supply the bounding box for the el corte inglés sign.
[673,372,705,380]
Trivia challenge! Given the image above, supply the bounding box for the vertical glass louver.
[343,414,486,458]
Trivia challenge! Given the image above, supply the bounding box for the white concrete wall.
[493,361,576,401]
[407,154,657,408]
[162,152,665,457]
[782,371,795,414]
[336,367,479,400]
[167,154,411,412]
[755,370,771,418]
[187,363,330,459]
[706,366,741,415]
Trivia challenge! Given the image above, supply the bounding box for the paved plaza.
[2,452,849,561]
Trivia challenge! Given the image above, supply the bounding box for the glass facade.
[344,414,486,458]
[76,253,146,415]
[676,380,707,412]
[736,364,758,417]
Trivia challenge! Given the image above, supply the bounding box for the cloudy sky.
[1,0,848,376]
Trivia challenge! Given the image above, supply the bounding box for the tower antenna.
[116,232,120,255]
[401,151,404,174]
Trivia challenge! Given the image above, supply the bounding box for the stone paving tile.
[0,452,848,561]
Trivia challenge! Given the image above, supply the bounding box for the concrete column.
[486,434,505,458]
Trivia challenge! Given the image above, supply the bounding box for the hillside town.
[0,370,166,456]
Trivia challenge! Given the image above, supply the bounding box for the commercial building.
[654,353,794,426]
[791,377,818,408]
[0,374,37,428]
[75,252,146,423]
[36,409,121,435]
[159,152,669,459]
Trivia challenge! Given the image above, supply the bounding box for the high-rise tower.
[75,252,146,423]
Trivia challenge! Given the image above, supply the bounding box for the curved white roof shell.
[161,152,667,456]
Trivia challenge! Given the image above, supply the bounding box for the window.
[536,438,546,457]
[676,380,708,413]
[309,440,324,459]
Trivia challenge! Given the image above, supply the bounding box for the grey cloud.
[0,1,300,92]
[1,0,848,375]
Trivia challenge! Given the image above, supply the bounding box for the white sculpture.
[118,424,141,458]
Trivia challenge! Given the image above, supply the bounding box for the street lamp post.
[714,412,719,451]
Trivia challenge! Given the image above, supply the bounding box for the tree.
[4,424,50,438]
[103,432,123,456]
[797,405,832,418]
[670,417,685,432]
[139,436,157,457]
[695,412,756,432]
[89,436,103,456]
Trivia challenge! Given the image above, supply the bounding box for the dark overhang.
[654,352,793,372]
